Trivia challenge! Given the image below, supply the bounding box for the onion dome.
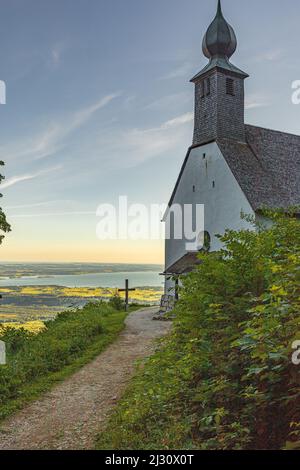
[202,0,237,60]
[191,0,248,82]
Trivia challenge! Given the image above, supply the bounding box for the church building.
[163,0,300,297]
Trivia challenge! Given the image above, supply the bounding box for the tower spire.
[190,0,249,145]
[191,0,248,81]
[202,0,237,61]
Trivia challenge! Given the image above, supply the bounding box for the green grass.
[0,302,130,421]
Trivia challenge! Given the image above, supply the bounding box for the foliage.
[109,291,125,311]
[0,301,126,419]
[0,161,11,244]
[97,210,300,450]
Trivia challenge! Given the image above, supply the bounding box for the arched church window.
[197,231,211,252]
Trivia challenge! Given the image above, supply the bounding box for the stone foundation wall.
[159,294,175,314]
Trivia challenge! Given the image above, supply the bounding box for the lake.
[0,271,163,288]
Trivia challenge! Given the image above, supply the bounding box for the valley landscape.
[0,263,163,330]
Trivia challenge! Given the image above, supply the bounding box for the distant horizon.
[0,260,163,266]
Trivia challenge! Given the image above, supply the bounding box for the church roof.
[190,56,248,82]
[219,125,300,211]
[163,252,201,275]
[166,125,300,213]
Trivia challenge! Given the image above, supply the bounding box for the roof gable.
[167,125,300,212]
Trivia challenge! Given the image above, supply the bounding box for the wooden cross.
[118,279,136,311]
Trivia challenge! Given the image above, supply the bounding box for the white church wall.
[164,142,255,293]
[255,213,274,229]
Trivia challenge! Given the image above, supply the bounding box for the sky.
[0,0,299,263]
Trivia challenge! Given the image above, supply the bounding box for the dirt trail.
[0,307,171,450]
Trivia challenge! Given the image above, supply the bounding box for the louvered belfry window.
[226,78,235,96]
[200,78,211,98]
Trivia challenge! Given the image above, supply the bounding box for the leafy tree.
[0,161,11,243]
[165,209,300,450]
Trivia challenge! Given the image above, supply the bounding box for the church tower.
[162,0,300,306]
[191,0,249,145]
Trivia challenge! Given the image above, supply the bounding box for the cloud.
[70,94,122,130]
[34,93,122,161]
[124,112,193,154]
[124,95,136,105]
[245,94,270,110]
[161,112,193,129]
[48,41,70,68]
[51,46,62,67]
[5,199,95,218]
[1,165,62,190]
[0,93,121,163]
[253,49,283,63]
[5,200,75,210]
[9,210,95,219]
[96,112,194,170]
[145,92,191,111]
[159,63,192,80]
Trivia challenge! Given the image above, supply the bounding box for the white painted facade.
[164,142,255,293]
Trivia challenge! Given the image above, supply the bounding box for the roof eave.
[190,57,249,83]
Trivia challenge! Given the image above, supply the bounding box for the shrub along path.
[0,307,171,450]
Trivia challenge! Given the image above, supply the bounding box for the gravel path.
[0,307,171,450]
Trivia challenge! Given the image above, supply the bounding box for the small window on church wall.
[226,78,235,96]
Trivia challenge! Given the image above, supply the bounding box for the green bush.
[109,292,125,311]
[0,327,34,354]
[97,210,300,450]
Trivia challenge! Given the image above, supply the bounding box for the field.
[0,285,163,330]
